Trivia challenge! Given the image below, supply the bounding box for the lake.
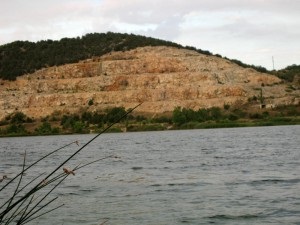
[0,125,299,225]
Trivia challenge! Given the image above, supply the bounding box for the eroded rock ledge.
[0,46,298,119]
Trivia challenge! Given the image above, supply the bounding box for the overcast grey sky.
[1,0,299,70]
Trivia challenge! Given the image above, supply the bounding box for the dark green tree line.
[1,32,286,81]
[0,32,181,80]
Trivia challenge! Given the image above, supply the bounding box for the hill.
[0,32,271,81]
[0,46,299,121]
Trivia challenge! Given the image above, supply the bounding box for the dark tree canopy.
[0,31,293,81]
[0,32,182,80]
[272,64,300,82]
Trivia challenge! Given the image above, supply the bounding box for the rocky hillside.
[0,46,299,120]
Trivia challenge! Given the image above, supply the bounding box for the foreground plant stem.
[0,102,142,224]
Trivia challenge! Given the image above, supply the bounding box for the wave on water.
[225,178,300,186]
[206,213,260,220]
[131,166,143,170]
[249,178,300,185]
[1,126,299,225]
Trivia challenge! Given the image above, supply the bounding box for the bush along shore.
[0,104,299,137]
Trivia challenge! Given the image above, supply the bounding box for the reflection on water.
[1,125,300,225]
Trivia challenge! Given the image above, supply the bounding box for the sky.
[1,0,299,70]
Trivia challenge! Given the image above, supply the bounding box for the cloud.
[0,0,97,41]
[0,0,299,69]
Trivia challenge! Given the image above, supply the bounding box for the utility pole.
[272,56,275,71]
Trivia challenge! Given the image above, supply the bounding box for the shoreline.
[1,116,299,137]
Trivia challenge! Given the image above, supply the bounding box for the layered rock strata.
[0,46,298,119]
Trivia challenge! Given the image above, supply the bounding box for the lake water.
[0,125,299,225]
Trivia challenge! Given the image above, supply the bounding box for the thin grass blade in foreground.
[0,141,79,193]
[0,102,142,224]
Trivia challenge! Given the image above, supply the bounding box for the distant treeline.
[0,32,298,81]
[271,64,300,83]
[0,32,181,80]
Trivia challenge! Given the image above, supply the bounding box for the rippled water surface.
[1,125,300,224]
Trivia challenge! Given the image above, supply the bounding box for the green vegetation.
[171,105,300,129]
[1,32,298,82]
[35,122,60,135]
[271,64,300,83]
[0,112,31,136]
[0,32,183,80]
[1,32,283,81]
[227,58,268,73]
[172,106,222,125]
[0,105,299,137]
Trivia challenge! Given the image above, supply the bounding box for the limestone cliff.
[0,46,298,119]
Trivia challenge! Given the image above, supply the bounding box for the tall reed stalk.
[0,103,141,224]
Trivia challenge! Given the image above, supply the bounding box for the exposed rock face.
[0,46,298,119]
